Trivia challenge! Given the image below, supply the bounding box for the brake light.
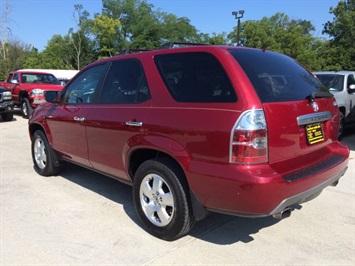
[230,109,268,164]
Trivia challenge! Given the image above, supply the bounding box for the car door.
[5,73,19,103]
[346,73,355,123]
[3,73,15,91]
[46,63,108,167]
[85,59,152,181]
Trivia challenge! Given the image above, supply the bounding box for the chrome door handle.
[74,117,85,122]
[125,121,142,127]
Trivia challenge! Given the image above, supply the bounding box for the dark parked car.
[28,43,349,240]
[0,86,14,121]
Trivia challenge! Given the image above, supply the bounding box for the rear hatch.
[230,49,342,177]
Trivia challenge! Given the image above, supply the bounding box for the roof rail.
[159,42,206,49]
[118,48,150,55]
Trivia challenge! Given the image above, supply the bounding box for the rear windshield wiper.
[305,91,334,103]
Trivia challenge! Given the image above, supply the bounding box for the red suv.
[28,43,349,240]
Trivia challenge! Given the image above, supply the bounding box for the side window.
[12,73,19,82]
[62,64,107,104]
[154,52,237,103]
[7,73,14,83]
[99,59,150,104]
[22,74,28,83]
[347,74,355,87]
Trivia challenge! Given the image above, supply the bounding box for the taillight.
[230,109,268,164]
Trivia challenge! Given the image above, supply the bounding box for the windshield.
[229,49,328,103]
[21,73,61,85]
[314,74,344,92]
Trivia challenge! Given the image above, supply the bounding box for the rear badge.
[312,101,319,112]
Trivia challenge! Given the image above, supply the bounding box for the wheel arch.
[29,122,53,146]
[128,148,186,182]
[127,147,209,221]
[19,90,30,102]
[29,123,61,168]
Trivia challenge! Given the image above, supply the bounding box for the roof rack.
[159,42,206,49]
[116,42,206,55]
[118,48,150,55]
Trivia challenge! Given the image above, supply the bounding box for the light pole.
[232,10,245,46]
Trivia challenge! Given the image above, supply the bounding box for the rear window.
[154,52,237,103]
[229,49,328,102]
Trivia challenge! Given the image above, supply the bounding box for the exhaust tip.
[330,180,339,187]
[273,208,292,220]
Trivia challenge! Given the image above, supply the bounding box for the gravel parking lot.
[1,113,354,265]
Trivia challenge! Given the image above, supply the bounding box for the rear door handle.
[125,121,143,127]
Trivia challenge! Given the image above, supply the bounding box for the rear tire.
[1,112,13,121]
[133,158,195,241]
[31,130,61,176]
[21,98,33,119]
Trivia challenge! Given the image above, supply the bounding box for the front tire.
[133,158,195,241]
[21,98,33,119]
[31,130,61,176]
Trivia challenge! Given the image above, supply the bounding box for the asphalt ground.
[1,113,354,265]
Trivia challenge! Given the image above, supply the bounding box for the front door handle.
[74,117,85,122]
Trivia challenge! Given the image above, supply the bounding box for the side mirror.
[348,84,355,93]
[45,91,60,103]
[10,79,18,84]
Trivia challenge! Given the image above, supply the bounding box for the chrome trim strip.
[297,111,332,126]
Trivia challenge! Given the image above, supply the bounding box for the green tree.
[230,13,323,70]
[25,34,73,69]
[0,41,32,79]
[0,0,11,79]
[102,0,167,50]
[69,4,95,69]
[323,0,355,70]
[200,32,229,45]
[69,30,96,69]
[101,0,202,50]
[91,13,121,56]
[159,13,201,44]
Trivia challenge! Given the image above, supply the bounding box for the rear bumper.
[187,143,349,217]
[267,166,347,216]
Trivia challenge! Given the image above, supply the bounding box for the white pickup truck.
[314,71,355,139]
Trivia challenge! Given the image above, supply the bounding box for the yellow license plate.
[306,122,325,145]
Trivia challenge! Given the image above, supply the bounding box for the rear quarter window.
[229,49,327,102]
[154,52,237,103]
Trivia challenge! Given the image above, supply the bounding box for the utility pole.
[232,10,245,46]
[0,0,10,61]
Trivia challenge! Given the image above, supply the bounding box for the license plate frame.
[306,122,325,145]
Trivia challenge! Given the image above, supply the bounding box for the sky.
[2,0,340,51]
